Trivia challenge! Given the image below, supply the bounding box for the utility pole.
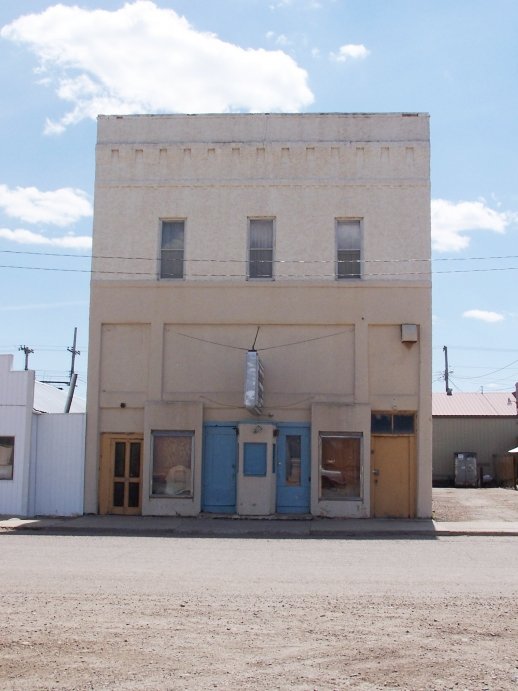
[18,345,34,371]
[67,327,80,386]
[443,345,453,396]
[40,327,81,387]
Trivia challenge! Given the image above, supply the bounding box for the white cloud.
[0,185,92,226]
[462,309,504,323]
[0,227,92,249]
[330,44,370,62]
[431,198,516,252]
[1,1,313,133]
[265,30,291,46]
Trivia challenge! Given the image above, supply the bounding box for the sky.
[0,0,517,398]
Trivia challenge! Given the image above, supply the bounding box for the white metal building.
[0,354,86,517]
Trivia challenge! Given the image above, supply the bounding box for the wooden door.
[371,436,415,518]
[99,434,143,515]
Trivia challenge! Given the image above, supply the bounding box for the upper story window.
[248,219,274,279]
[336,220,361,279]
[160,220,184,279]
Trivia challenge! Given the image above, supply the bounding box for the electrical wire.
[2,247,518,264]
[2,262,518,277]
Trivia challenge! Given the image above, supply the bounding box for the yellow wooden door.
[99,434,143,515]
[371,436,415,518]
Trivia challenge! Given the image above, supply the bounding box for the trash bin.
[454,451,478,488]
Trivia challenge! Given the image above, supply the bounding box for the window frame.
[159,219,185,280]
[371,413,416,435]
[336,219,362,280]
[247,217,275,280]
[0,436,14,481]
[318,432,363,501]
[150,430,194,498]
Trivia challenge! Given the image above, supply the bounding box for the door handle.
[372,469,380,476]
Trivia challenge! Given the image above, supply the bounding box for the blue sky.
[0,0,517,397]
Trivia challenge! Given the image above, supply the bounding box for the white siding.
[0,356,34,516]
[32,413,86,516]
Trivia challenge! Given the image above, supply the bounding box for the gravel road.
[1,533,518,690]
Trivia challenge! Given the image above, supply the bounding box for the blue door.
[202,424,237,513]
[276,425,310,514]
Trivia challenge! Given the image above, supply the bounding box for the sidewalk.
[2,513,518,538]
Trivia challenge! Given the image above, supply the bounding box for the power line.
[3,247,518,264]
[2,262,518,278]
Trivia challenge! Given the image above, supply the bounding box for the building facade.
[85,113,432,518]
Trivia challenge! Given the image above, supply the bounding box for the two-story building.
[85,112,432,519]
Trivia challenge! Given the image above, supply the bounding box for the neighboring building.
[432,392,518,485]
[0,354,86,517]
[85,113,432,519]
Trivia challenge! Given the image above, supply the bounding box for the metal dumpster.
[454,451,478,488]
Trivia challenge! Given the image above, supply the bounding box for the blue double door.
[202,423,310,514]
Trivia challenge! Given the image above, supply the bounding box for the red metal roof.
[433,392,517,417]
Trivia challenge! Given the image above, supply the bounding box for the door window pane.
[285,435,301,486]
[128,482,140,508]
[129,442,141,478]
[249,219,273,279]
[320,435,361,500]
[152,432,193,497]
[113,482,125,507]
[114,442,126,477]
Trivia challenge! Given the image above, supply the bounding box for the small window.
[0,437,14,480]
[151,431,193,497]
[371,413,415,434]
[249,219,274,279]
[336,220,361,279]
[319,434,361,500]
[160,220,184,279]
[243,442,267,477]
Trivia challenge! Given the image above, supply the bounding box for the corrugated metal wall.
[32,413,86,516]
[433,417,518,483]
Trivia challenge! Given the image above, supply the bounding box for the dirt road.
[1,534,518,690]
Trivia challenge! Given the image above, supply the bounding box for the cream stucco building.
[85,113,432,519]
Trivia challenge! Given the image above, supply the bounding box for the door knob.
[372,468,380,476]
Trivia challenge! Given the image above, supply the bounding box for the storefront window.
[319,434,361,500]
[152,431,193,497]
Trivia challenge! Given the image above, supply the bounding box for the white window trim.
[335,218,362,280]
[318,432,363,501]
[159,218,186,280]
[150,430,194,498]
[247,217,275,281]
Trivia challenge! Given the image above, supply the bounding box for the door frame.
[201,423,238,514]
[275,423,311,514]
[99,433,144,515]
[370,434,416,518]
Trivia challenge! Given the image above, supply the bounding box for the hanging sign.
[244,350,264,415]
